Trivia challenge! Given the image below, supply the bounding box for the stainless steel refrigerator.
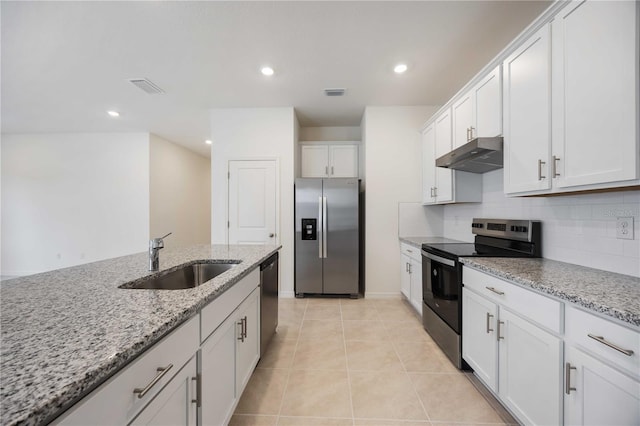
[294,178,360,297]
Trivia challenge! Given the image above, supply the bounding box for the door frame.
[226,158,280,245]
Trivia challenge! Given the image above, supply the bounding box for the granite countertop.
[461,257,640,328]
[400,236,467,248]
[0,244,280,426]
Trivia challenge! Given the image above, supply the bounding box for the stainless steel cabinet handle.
[133,364,174,398]
[587,334,634,356]
[486,313,494,333]
[469,126,475,141]
[318,196,323,259]
[565,362,576,394]
[538,159,546,180]
[325,166,328,176]
[485,286,505,296]
[405,262,409,272]
[466,127,471,141]
[237,319,245,342]
[331,166,334,175]
[191,376,201,406]
[322,196,328,258]
[497,320,505,341]
[434,187,438,197]
[243,316,248,338]
[552,156,560,178]
[269,233,275,238]
[408,263,412,274]
[407,249,413,253]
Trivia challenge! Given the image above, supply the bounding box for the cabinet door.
[552,0,638,189]
[400,253,411,300]
[201,313,237,426]
[434,108,454,203]
[503,24,552,194]
[565,346,640,426]
[409,258,422,315]
[421,123,437,204]
[474,65,502,138]
[129,356,197,426]
[301,146,329,177]
[236,287,260,395]
[498,309,562,426]
[452,92,474,149]
[329,145,358,178]
[462,288,498,392]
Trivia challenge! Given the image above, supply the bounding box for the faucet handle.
[150,232,172,249]
[160,232,172,240]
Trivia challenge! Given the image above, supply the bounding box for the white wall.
[443,170,640,277]
[362,106,440,297]
[299,126,361,141]
[1,133,149,276]
[149,134,211,248]
[210,107,296,296]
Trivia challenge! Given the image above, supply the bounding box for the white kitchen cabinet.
[462,288,498,391]
[452,65,502,149]
[462,267,562,426]
[564,305,640,425]
[422,109,481,205]
[301,143,358,178]
[399,243,422,315]
[498,308,562,426]
[551,0,638,190]
[235,287,261,393]
[503,23,552,195]
[54,316,200,426]
[504,0,639,196]
[564,346,640,426]
[129,356,197,426]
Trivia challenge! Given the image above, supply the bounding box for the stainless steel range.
[421,218,541,369]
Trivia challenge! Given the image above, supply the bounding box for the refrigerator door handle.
[318,196,323,258]
[322,196,328,258]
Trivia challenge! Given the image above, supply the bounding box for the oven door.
[421,249,460,333]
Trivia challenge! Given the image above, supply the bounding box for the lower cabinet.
[130,356,198,426]
[564,346,640,426]
[399,243,422,314]
[201,286,260,426]
[462,288,498,390]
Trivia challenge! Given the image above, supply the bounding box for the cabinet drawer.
[463,266,562,334]
[566,306,640,376]
[201,268,259,342]
[55,315,199,425]
[400,243,421,262]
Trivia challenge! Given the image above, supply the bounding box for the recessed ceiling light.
[107,110,120,117]
[394,64,408,74]
[205,140,212,145]
[261,66,274,76]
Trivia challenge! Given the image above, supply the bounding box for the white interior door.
[228,160,277,245]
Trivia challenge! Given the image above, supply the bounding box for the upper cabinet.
[422,108,482,205]
[503,24,552,194]
[453,65,502,149]
[301,143,359,178]
[504,0,639,196]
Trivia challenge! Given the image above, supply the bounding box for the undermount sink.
[121,261,240,290]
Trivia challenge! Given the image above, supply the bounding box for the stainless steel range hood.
[435,137,503,173]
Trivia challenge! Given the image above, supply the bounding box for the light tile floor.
[231,297,515,426]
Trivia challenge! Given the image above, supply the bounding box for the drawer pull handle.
[486,313,494,333]
[485,286,505,296]
[407,249,413,253]
[133,364,174,398]
[587,334,634,356]
[565,362,576,395]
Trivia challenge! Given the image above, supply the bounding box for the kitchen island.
[0,244,280,425]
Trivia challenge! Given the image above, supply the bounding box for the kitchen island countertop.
[0,244,280,426]
[461,257,640,328]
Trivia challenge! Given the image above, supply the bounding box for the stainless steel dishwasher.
[260,252,278,358]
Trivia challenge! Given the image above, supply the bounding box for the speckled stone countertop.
[0,244,280,426]
[461,257,640,328]
[400,236,467,248]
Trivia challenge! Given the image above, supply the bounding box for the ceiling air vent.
[128,78,165,94]
[324,88,346,97]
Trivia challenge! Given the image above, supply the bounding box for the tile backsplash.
[439,170,640,277]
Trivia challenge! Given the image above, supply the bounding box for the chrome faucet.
[149,232,172,271]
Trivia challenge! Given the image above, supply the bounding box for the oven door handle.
[421,250,456,267]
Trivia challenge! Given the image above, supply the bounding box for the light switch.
[616,217,634,240]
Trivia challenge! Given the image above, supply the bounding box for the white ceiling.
[1,1,550,157]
